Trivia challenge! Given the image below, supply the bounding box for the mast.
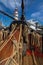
[21,0,25,20]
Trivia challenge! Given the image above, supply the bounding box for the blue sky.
[0,0,43,26]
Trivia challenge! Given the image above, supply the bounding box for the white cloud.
[31,11,43,25]
[0,0,8,7]
[8,0,15,8]
[38,3,43,11]
[31,2,43,25]
[0,0,21,10]
[31,12,41,17]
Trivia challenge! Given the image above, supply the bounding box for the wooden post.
[18,24,22,65]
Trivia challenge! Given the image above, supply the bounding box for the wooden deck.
[23,54,43,65]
